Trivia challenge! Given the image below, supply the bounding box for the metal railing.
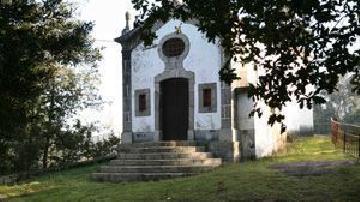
[331,119,360,158]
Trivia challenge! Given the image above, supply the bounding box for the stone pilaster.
[121,49,133,144]
[116,28,141,144]
[220,82,233,141]
[213,82,240,162]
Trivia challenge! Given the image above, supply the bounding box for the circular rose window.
[162,37,186,57]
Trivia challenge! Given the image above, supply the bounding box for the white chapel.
[115,15,314,161]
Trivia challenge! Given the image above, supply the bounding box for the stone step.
[118,141,196,149]
[99,165,216,173]
[92,141,222,182]
[117,146,205,153]
[117,152,212,160]
[91,173,195,182]
[109,158,222,167]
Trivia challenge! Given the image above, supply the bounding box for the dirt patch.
[270,160,356,176]
[0,194,7,201]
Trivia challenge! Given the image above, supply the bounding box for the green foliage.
[90,133,121,158]
[132,0,360,125]
[343,108,360,124]
[0,0,103,174]
[48,121,120,168]
[314,73,360,129]
[350,67,360,95]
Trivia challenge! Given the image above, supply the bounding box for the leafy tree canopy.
[0,0,101,173]
[131,0,360,124]
[0,0,100,133]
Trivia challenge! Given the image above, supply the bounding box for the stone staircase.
[91,141,222,182]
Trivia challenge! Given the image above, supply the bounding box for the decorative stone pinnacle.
[125,11,130,30]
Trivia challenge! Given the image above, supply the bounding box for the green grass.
[1,136,359,201]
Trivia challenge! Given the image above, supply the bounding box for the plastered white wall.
[283,100,314,134]
[236,91,254,131]
[253,99,313,157]
[253,102,274,157]
[252,97,312,157]
[131,19,222,132]
[232,61,287,157]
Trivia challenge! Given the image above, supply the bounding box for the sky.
[75,0,135,139]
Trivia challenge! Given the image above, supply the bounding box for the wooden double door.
[160,78,189,140]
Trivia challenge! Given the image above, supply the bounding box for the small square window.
[199,83,217,113]
[139,94,146,112]
[135,89,151,116]
[203,88,212,108]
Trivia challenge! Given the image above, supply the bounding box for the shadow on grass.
[2,136,360,201]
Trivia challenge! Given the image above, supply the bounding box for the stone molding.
[157,33,190,70]
[154,32,195,141]
[134,89,151,117]
[155,69,195,141]
[198,83,218,113]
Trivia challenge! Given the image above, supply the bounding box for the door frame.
[155,69,195,141]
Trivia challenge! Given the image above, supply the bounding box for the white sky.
[75,0,135,138]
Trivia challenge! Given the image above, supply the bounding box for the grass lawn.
[1,136,359,201]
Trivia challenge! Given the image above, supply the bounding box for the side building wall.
[283,101,314,137]
[253,102,287,157]
[232,62,288,158]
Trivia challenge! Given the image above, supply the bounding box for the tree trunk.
[43,80,56,169]
[42,136,50,169]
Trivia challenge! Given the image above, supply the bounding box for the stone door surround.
[155,32,195,141]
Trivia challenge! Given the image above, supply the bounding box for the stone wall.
[209,141,240,162]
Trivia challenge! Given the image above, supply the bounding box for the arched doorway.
[160,78,189,140]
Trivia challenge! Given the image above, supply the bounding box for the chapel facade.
[116,18,314,161]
